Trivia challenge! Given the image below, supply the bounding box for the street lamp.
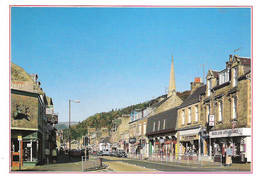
[69,99,80,159]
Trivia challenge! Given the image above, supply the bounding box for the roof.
[100,136,111,143]
[178,85,206,109]
[11,62,44,94]
[239,57,251,66]
[150,96,169,109]
[146,107,178,136]
[212,71,219,78]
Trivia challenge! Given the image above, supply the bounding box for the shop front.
[209,127,251,163]
[11,130,43,167]
[179,128,201,156]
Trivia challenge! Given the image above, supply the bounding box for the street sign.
[209,115,215,126]
[18,136,22,141]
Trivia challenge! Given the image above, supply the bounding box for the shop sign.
[181,134,199,141]
[209,115,215,126]
[129,138,136,144]
[18,136,22,141]
[46,106,54,115]
[209,128,250,138]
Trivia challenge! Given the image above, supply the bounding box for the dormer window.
[207,79,211,96]
[219,69,230,85]
[232,67,238,87]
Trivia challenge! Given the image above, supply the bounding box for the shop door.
[11,139,23,167]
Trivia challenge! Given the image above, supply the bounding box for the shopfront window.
[23,140,37,162]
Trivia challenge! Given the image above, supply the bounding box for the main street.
[12,154,251,172]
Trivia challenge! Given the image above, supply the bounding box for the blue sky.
[11,7,251,123]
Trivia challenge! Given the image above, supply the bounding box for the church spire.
[167,55,176,97]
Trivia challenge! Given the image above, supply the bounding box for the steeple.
[167,55,176,97]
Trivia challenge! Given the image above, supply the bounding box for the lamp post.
[69,99,80,159]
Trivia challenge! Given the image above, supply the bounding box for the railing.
[127,153,223,167]
[81,156,103,171]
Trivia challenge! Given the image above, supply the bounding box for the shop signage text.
[209,128,247,138]
[181,134,199,141]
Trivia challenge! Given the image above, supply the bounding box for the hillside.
[63,91,190,140]
[55,121,79,130]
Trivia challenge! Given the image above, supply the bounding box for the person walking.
[225,145,233,166]
[44,146,50,164]
[52,148,58,163]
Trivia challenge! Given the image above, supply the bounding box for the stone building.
[202,55,251,163]
[11,63,58,167]
[128,107,154,156]
[146,56,183,156]
[177,78,206,156]
[110,115,130,152]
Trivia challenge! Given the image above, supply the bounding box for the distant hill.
[63,91,190,140]
[55,121,79,130]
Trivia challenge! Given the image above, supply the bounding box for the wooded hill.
[63,91,190,140]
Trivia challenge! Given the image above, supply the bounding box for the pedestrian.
[225,145,233,166]
[52,148,58,163]
[44,146,50,164]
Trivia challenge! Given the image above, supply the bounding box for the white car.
[102,149,110,156]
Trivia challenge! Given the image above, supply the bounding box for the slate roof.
[178,85,206,109]
[212,71,219,78]
[146,107,178,136]
[100,136,111,143]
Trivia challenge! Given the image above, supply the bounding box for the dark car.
[116,150,127,158]
[110,151,117,157]
[70,149,83,157]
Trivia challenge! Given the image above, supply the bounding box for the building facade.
[203,55,251,163]
[177,78,206,156]
[11,63,58,167]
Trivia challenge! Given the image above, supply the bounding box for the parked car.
[110,151,117,157]
[102,149,110,156]
[96,151,103,156]
[70,149,83,157]
[116,150,127,158]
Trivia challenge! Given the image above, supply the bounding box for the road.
[11,154,251,172]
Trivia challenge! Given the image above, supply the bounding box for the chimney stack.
[190,77,203,93]
[229,55,233,62]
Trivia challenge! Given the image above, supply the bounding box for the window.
[232,97,237,119]
[182,110,185,125]
[195,106,198,122]
[219,69,230,85]
[158,121,160,131]
[218,101,223,122]
[163,119,166,129]
[207,105,210,123]
[207,79,211,96]
[233,67,238,87]
[143,122,146,135]
[153,122,155,131]
[188,108,191,124]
